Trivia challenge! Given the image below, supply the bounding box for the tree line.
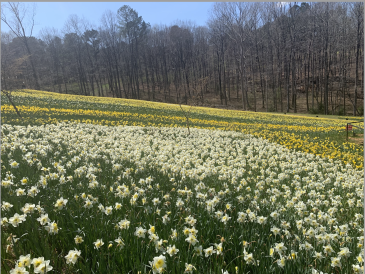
[1,2,364,115]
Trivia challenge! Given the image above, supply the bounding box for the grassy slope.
[1,90,364,273]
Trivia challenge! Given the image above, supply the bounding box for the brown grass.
[348,133,364,146]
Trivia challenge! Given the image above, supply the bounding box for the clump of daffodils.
[54,197,68,210]
[65,249,81,265]
[94,239,104,249]
[9,256,54,274]
[150,255,166,273]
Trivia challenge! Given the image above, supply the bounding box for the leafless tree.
[1,2,41,90]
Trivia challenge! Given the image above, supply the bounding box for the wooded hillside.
[1,2,363,115]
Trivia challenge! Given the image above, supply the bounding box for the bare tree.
[100,10,126,98]
[1,2,41,90]
[117,5,150,99]
[208,18,229,105]
[350,2,364,116]
[210,2,258,110]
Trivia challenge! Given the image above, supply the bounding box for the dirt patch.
[348,133,364,146]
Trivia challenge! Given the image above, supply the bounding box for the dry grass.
[348,133,364,146]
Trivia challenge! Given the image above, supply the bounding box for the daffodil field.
[1,90,364,274]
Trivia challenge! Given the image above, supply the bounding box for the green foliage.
[117,5,150,41]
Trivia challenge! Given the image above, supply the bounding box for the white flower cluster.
[1,122,363,273]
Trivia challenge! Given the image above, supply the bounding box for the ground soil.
[347,133,364,146]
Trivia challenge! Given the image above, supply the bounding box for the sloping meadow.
[1,90,364,169]
[1,122,364,273]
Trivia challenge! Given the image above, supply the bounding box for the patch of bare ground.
[348,133,364,146]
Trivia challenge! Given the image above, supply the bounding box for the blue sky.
[1,2,215,37]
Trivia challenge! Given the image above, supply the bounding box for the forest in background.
[1,2,364,116]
